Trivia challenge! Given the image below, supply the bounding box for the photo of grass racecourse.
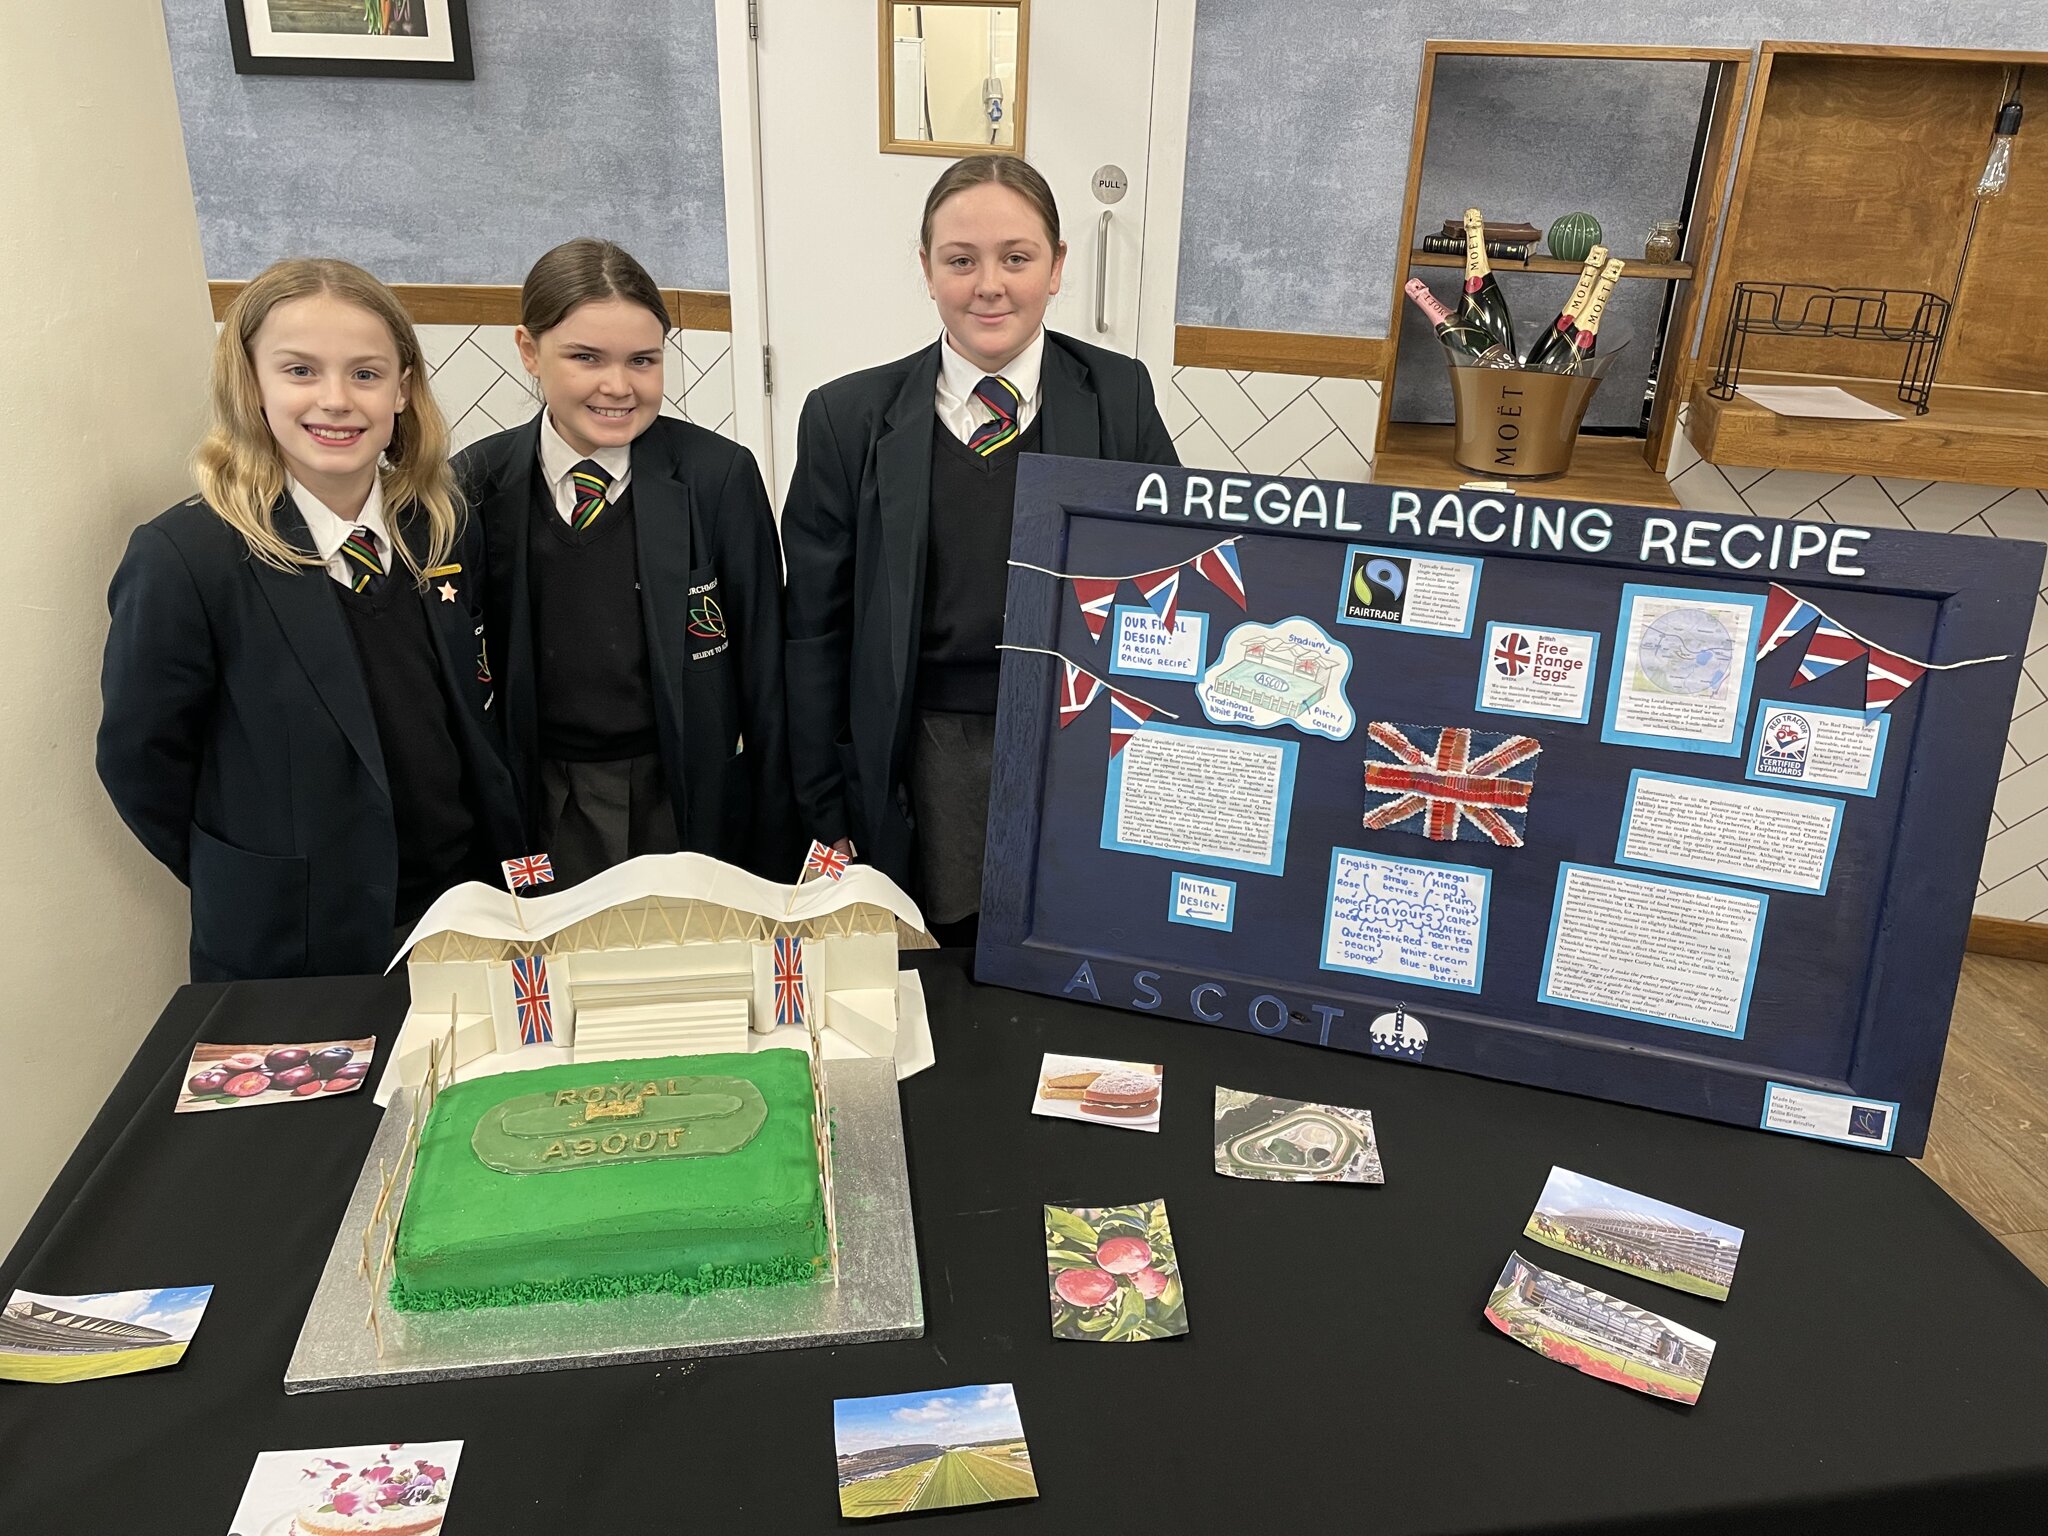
[834,1384,1039,1518]
[1214,1087,1383,1183]
[1524,1166,1744,1300]
[1485,1252,1715,1406]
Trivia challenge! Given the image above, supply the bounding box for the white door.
[716,0,1194,497]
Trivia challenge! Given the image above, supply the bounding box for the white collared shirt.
[934,328,1046,445]
[539,409,633,526]
[290,475,393,590]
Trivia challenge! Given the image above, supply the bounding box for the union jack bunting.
[511,954,554,1045]
[1862,643,1927,713]
[1134,566,1182,631]
[1795,619,1867,684]
[501,853,554,890]
[773,936,808,1029]
[1108,692,1153,757]
[1755,583,1823,661]
[800,839,850,883]
[1362,721,1542,847]
[1073,577,1120,642]
[1192,538,1247,609]
[1060,661,1105,727]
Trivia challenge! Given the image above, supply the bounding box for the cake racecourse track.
[837,1442,1037,1515]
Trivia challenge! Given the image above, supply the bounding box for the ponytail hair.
[195,258,459,579]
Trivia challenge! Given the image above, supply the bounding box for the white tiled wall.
[413,324,736,451]
[1161,366,2048,926]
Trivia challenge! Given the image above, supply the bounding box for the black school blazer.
[97,497,522,982]
[456,413,796,879]
[781,329,1180,890]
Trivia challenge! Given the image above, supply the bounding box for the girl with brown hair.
[782,155,1178,941]
[97,258,521,980]
[456,238,793,883]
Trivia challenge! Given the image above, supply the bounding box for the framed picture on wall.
[225,1,474,80]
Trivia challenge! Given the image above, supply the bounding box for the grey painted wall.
[1178,0,2048,337]
[162,0,728,288]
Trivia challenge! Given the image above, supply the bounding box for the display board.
[977,456,2043,1155]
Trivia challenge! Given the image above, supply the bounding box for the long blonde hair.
[194,258,460,578]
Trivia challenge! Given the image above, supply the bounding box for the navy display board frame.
[977,456,2044,1156]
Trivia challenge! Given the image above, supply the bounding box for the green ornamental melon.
[1547,212,1602,262]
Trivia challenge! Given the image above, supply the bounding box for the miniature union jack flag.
[1362,721,1542,848]
[1795,619,1867,684]
[1861,642,1926,714]
[1072,577,1120,642]
[511,954,554,1045]
[1134,566,1182,631]
[1108,692,1154,757]
[800,839,850,883]
[1192,539,1247,609]
[501,853,554,890]
[1755,583,1823,661]
[773,936,807,1029]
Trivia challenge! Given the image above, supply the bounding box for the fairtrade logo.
[1346,553,1409,622]
[687,596,726,640]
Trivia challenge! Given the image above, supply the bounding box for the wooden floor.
[1917,953,2048,1283]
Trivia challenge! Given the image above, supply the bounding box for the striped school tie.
[569,460,612,530]
[966,375,1023,456]
[340,525,386,595]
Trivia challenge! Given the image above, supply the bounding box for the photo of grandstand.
[0,1285,213,1383]
[1524,1166,1744,1300]
[833,1383,1038,1518]
[1484,1252,1715,1406]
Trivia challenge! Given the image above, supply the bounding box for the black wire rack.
[1708,283,1950,414]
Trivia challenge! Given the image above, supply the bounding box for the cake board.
[283,1056,921,1392]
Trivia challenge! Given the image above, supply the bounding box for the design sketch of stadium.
[1199,617,1356,740]
[1485,1252,1715,1406]
[0,1285,214,1384]
[1523,1166,1744,1301]
[1213,1088,1383,1183]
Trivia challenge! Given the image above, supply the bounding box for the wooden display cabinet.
[1374,41,1752,509]
[1685,42,2048,490]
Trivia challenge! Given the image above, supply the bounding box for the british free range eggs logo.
[1343,551,1409,625]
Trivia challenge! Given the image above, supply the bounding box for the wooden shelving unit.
[1684,41,2048,492]
[1373,41,1751,504]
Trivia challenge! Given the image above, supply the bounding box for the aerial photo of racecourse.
[833,1384,1039,1518]
[1523,1166,1744,1300]
[1214,1088,1383,1183]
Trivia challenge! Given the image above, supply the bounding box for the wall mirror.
[879,1,1029,157]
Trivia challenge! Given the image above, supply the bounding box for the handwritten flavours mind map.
[1321,848,1489,993]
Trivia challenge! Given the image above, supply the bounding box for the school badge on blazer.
[686,575,729,662]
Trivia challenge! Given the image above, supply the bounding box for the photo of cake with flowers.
[293,1446,453,1536]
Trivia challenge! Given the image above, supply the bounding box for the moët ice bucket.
[1445,362,1604,478]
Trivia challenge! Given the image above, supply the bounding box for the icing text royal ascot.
[1131,474,1872,578]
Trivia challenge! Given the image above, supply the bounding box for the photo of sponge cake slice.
[1079,1068,1162,1120]
[1039,1069,1102,1102]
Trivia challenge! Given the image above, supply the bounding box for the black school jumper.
[456,413,797,881]
[97,497,522,982]
[782,329,1180,898]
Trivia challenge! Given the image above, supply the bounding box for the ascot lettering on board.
[1132,475,1873,578]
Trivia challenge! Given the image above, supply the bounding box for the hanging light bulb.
[1976,98,2022,200]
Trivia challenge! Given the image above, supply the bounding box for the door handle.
[1095,210,1111,334]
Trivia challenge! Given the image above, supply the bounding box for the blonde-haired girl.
[98,258,521,981]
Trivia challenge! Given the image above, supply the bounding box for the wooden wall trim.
[1173,324,1389,381]
[1968,916,2048,963]
[207,280,732,333]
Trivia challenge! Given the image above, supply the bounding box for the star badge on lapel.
[438,581,458,603]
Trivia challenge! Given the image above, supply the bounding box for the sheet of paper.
[1323,848,1488,992]
[0,1286,213,1384]
[1046,1200,1187,1341]
[1031,1054,1163,1132]
[1541,864,1764,1036]
[1523,1166,1743,1301]
[229,1441,463,1535]
[1604,585,1764,755]
[1619,771,1842,894]
[1102,723,1296,874]
[1214,1088,1383,1183]
[1735,383,1902,420]
[177,1038,374,1112]
[834,1384,1038,1518]
[1485,1252,1715,1405]
[1109,604,1206,679]
[1476,622,1600,723]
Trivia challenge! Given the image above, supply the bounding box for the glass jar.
[1645,219,1683,264]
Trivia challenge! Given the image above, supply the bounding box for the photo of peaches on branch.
[175,1038,375,1113]
[1046,1200,1188,1342]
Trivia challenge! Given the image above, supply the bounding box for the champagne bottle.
[1522,246,1610,372]
[1547,258,1626,373]
[1457,207,1518,359]
[1404,278,1514,365]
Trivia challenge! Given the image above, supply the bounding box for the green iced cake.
[389,1049,826,1312]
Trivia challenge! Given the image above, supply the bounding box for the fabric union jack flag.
[800,839,850,883]
[511,954,554,1045]
[773,936,807,1029]
[501,853,554,890]
[1363,721,1542,848]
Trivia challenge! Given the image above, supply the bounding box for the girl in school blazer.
[98,260,521,983]
[456,239,795,884]
[781,155,1179,932]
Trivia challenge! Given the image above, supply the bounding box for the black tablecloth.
[5,953,2048,1534]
